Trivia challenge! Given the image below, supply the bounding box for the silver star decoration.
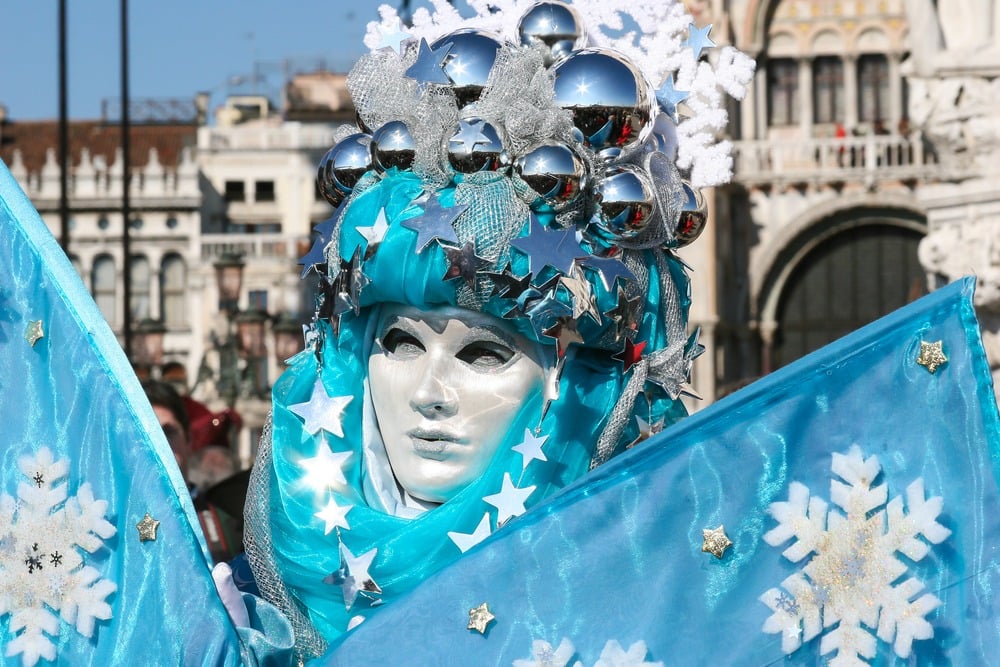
[559,265,601,323]
[483,263,532,300]
[647,328,705,399]
[702,525,733,559]
[628,415,665,449]
[916,340,948,374]
[510,214,586,275]
[467,602,495,635]
[289,378,353,437]
[655,74,689,122]
[299,443,352,492]
[450,119,491,155]
[344,248,370,311]
[315,498,352,534]
[324,539,382,610]
[24,320,44,346]
[404,38,453,86]
[136,513,160,542]
[401,192,466,252]
[580,253,636,291]
[376,18,413,54]
[355,207,390,259]
[526,293,573,339]
[542,317,584,358]
[442,241,491,289]
[683,23,716,59]
[602,285,642,343]
[483,473,535,526]
[447,512,492,553]
[512,428,548,470]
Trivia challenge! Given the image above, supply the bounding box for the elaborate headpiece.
[246,1,754,659]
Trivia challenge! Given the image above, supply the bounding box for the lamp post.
[197,251,305,407]
[132,317,166,381]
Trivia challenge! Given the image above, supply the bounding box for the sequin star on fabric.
[136,513,160,542]
[24,320,44,346]
[916,340,947,374]
[701,525,732,559]
[468,602,495,634]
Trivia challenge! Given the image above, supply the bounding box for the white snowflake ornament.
[0,448,117,667]
[760,446,950,665]
[513,637,580,667]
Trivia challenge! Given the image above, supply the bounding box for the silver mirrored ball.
[675,182,707,247]
[553,47,655,154]
[512,142,586,212]
[317,133,372,206]
[370,120,416,172]
[517,1,585,64]
[430,29,504,108]
[446,117,505,173]
[592,165,655,240]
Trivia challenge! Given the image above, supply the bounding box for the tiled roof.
[0,120,196,173]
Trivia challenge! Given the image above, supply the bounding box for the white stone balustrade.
[200,232,310,262]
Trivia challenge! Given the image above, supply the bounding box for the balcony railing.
[201,233,311,262]
[199,124,340,151]
[732,133,941,187]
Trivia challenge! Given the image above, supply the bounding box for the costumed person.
[225,0,756,662]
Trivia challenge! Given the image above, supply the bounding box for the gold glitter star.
[136,513,160,542]
[916,340,947,374]
[467,602,495,634]
[702,525,733,559]
[25,320,44,346]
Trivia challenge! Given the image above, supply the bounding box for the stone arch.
[754,200,927,369]
[743,0,783,52]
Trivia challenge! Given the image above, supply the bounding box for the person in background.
[142,379,191,480]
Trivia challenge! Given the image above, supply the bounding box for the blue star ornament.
[655,75,690,122]
[510,214,586,275]
[404,38,453,86]
[401,192,466,252]
[299,210,341,278]
[323,540,382,610]
[483,473,536,526]
[288,378,353,437]
[448,513,492,553]
[683,23,716,60]
[451,119,492,154]
[376,18,413,55]
[512,428,548,470]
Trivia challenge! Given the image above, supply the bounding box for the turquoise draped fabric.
[321,278,1000,665]
[263,171,690,650]
[0,162,243,665]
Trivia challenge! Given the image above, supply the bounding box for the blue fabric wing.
[0,161,243,665]
[321,277,1000,666]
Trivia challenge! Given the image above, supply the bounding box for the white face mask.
[368,304,545,504]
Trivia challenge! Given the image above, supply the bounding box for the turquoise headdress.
[244,0,755,660]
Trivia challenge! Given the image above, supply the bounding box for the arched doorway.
[771,222,926,369]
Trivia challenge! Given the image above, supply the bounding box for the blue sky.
[0,1,415,121]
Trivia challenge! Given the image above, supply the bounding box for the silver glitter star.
[404,38,453,86]
[24,320,44,346]
[401,192,466,252]
[467,602,495,635]
[916,340,947,374]
[702,525,733,559]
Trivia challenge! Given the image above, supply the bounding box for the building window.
[92,255,117,326]
[255,180,275,202]
[166,216,179,230]
[130,217,144,230]
[130,255,151,322]
[224,180,246,202]
[812,56,844,124]
[767,58,799,126]
[97,216,110,230]
[161,254,187,329]
[857,54,889,126]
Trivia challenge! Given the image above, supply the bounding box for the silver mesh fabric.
[244,415,327,662]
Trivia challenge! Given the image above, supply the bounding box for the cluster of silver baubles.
[317,0,707,250]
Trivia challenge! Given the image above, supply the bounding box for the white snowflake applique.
[0,447,117,666]
[760,445,950,665]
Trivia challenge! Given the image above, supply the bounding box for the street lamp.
[272,314,304,367]
[214,252,245,315]
[132,317,167,380]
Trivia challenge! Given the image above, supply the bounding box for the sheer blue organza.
[321,278,1000,666]
[0,162,243,665]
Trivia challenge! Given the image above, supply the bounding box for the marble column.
[844,55,858,130]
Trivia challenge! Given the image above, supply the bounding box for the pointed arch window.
[130,255,151,322]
